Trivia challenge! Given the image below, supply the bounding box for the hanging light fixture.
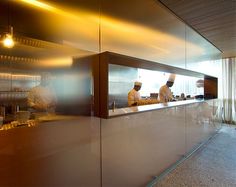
[3,26,15,48]
[2,1,15,49]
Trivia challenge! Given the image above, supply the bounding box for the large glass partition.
[101,100,221,187]
[0,0,223,187]
[100,0,186,68]
[100,1,222,186]
[185,26,222,98]
[0,1,101,186]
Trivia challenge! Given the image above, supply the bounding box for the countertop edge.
[108,99,214,118]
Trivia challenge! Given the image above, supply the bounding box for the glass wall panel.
[185,26,222,102]
[0,1,101,186]
[0,1,223,186]
[0,117,101,186]
[0,0,100,52]
[185,26,222,77]
[0,0,101,118]
[101,0,186,68]
[185,101,217,153]
[101,106,186,187]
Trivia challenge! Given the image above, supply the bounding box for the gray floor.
[155,125,236,187]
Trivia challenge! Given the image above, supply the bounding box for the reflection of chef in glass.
[195,79,204,99]
[128,81,142,107]
[159,74,175,103]
[27,72,57,113]
[196,79,204,88]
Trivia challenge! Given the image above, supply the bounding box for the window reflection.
[0,36,96,130]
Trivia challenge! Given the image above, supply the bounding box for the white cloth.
[222,58,236,124]
[159,85,173,103]
[128,88,141,106]
[28,85,57,112]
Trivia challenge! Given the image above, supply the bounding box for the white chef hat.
[134,81,142,86]
[168,74,176,82]
[196,79,204,88]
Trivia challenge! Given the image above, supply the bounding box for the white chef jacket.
[28,85,57,112]
[159,85,173,103]
[128,88,141,106]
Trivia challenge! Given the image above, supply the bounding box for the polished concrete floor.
[155,125,236,187]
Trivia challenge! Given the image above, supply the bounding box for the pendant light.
[3,26,15,48]
[2,1,15,48]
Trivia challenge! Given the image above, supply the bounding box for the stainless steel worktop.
[109,99,206,117]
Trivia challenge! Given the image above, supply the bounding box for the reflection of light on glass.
[53,73,91,100]
[148,44,170,54]
[0,73,11,78]
[17,0,99,51]
[40,57,72,67]
[0,73,41,91]
[3,34,15,48]
[17,0,204,59]
[20,0,56,11]
[19,0,92,21]
[189,60,222,77]
[101,16,204,59]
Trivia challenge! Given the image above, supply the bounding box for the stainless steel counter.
[109,99,205,117]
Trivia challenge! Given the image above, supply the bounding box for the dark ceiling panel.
[159,0,236,57]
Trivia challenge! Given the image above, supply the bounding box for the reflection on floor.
[155,125,236,187]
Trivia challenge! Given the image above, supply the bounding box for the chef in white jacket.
[28,72,57,113]
[159,74,175,103]
[128,81,142,107]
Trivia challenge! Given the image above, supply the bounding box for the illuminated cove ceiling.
[0,0,221,67]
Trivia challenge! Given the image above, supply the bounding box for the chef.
[128,81,142,107]
[27,72,57,113]
[159,74,175,103]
